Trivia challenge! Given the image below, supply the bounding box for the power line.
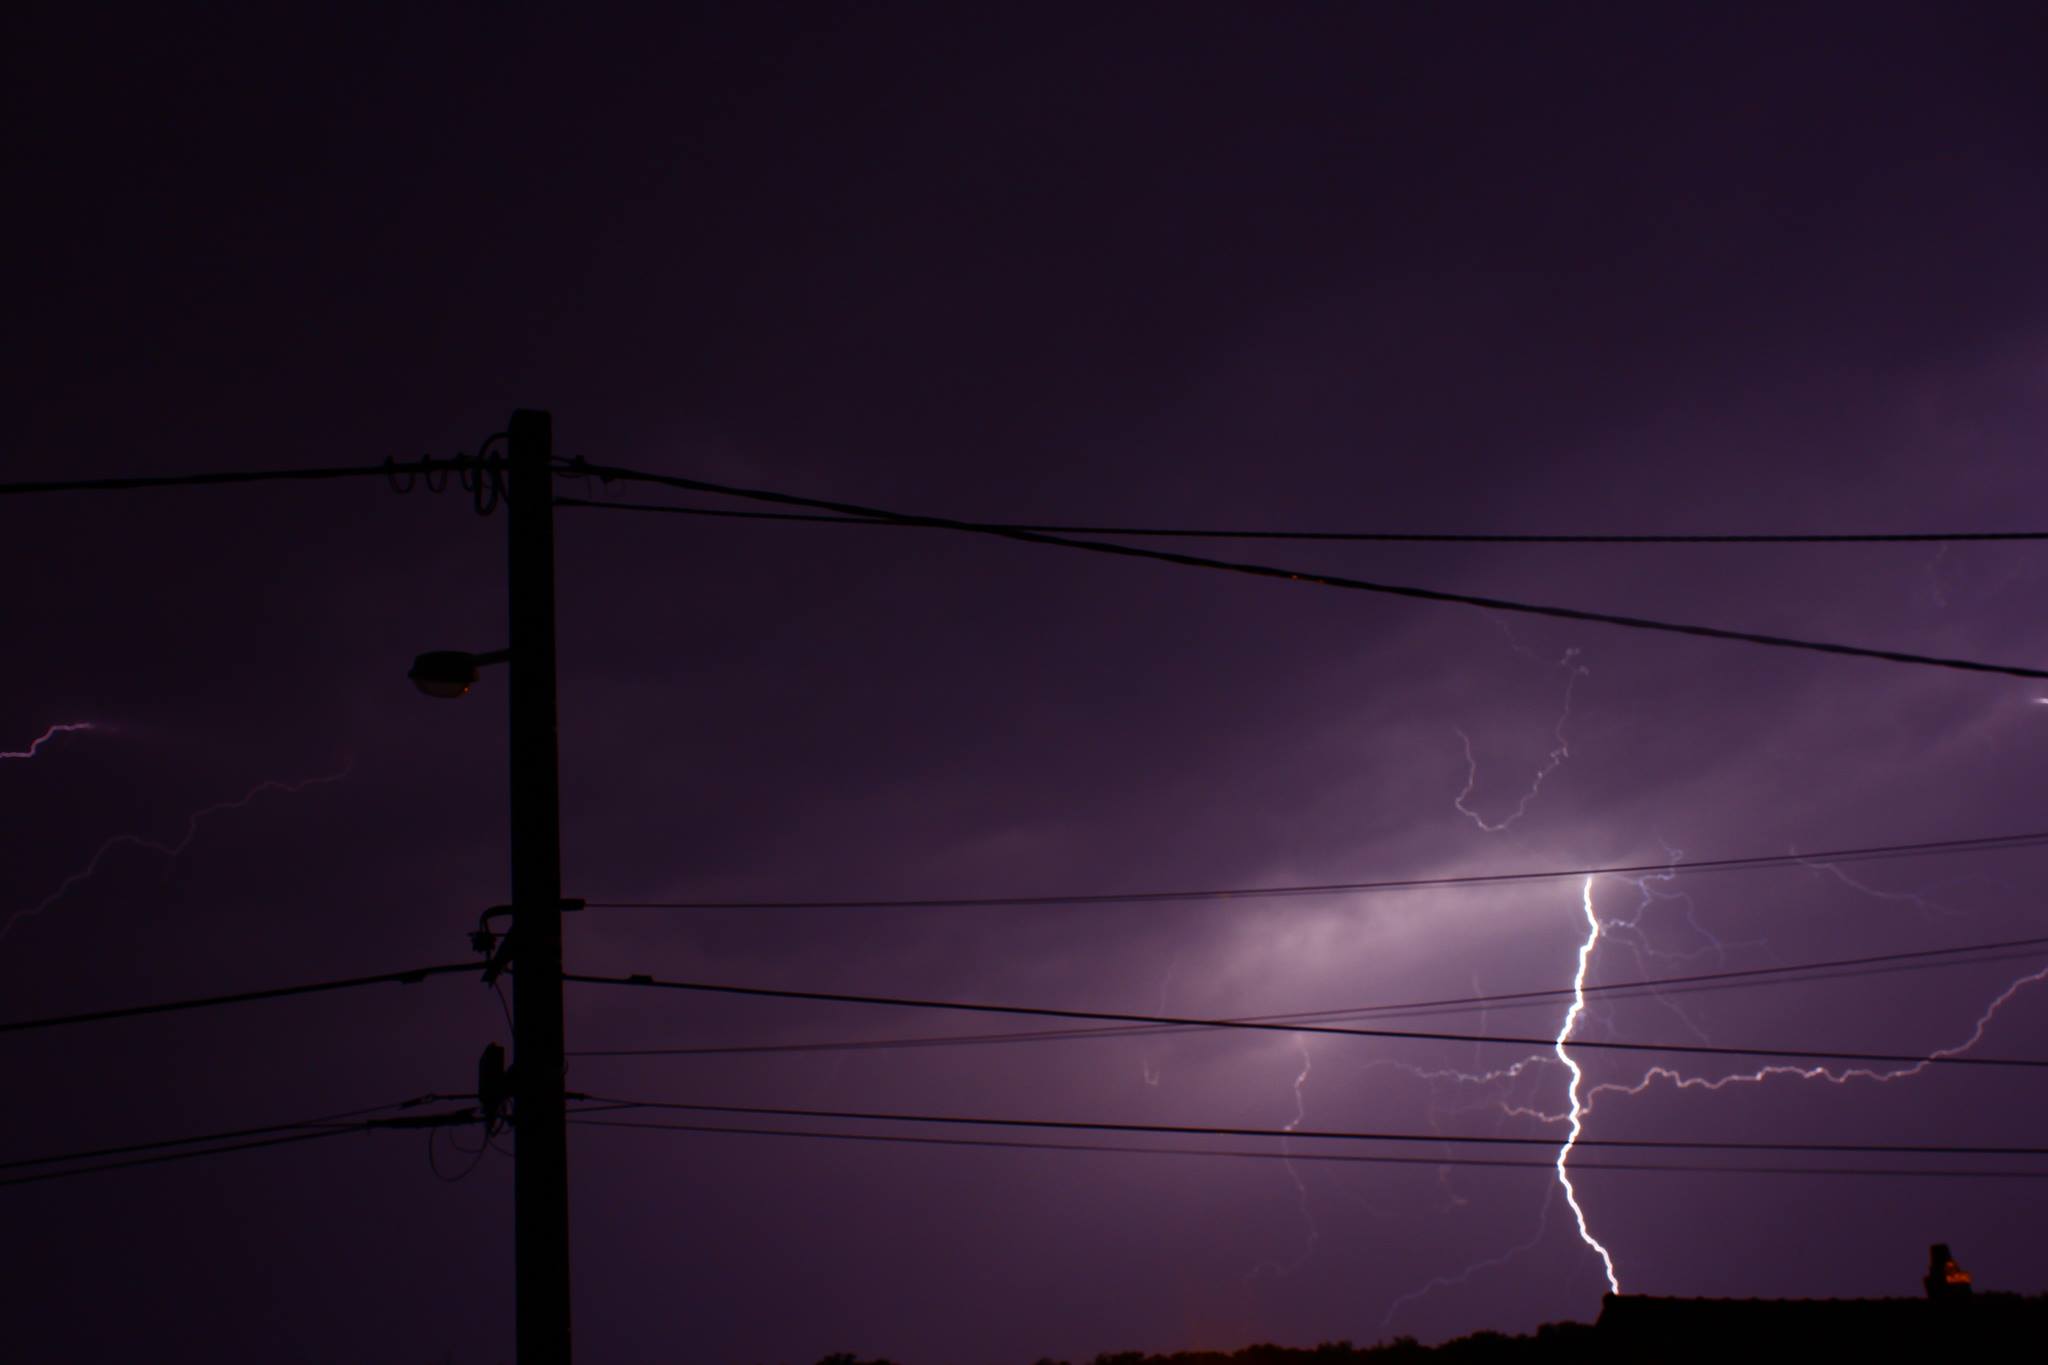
[569,1116,2048,1180]
[558,464,2048,680]
[0,458,491,499]
[566,934,2048,1059]
[563,970,2048,1070]
[569,1095,2048,1157]
[0,963,477,1036]
[0,1106,477,1190]
[551,496,2048,545]
[581,829,2048,911]
[0,1096,459,1172]
[0,1130,358,1190]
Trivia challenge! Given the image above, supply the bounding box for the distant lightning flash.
[1140,952,1182,1088]
[1603,841,1745,967]
[1251,1038,1321,1278]
[1454,646,1588,833]
[1282,1040,1320,1257]
[1,760,353,945]
[1796,849,1951,922]
[1556,877,1621,1294]
[1380,1185,1559,1332]
[1598,843,1772,1045]
[2,722,96,760]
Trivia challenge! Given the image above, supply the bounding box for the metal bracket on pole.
[479,1041,512,1128]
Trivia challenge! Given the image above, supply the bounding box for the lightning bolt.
[1251,1038,1321,1278]
[1596,843,1774,1045]
[1796,848,1952,922]
[1577,842,2048,1115]
[1416,650,2048,1315]
[1555,876,1621,1294]
[1921,543,1952,610]
[1601,841,1736,964]
[2,722,96,760]
[1579,959,2048,1114]
[1367,887,1618,1322]
[1453,647,1588,833]
[1140,952,1182,1088]
[1282,1040,1320,1257]
[1,759,353,945]
[1379,1184,1559,1332]
[1401,864,2048,1317]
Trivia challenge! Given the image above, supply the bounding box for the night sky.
[7,5,2048,1362]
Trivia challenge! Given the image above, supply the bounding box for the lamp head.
[409,650,483,699]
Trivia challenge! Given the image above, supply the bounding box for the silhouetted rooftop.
[1596,1290,2048,1361]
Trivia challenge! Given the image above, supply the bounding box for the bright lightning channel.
[1409,675,2048,1316]
[2,722,95,760]
[1429,866,2048,1307]
[1363,881,1624,1321]
[1555,876,1621,1294]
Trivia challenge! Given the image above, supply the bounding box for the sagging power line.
[0,457,497,499]
[555,463,2048,680]
[0,1100,478,1190]
[581,829,2048,911]
[551,495,2048,545]
[569,1095,2048,1157]
[570,1115,2048,1181]
[0,964,476,1037]
[563,970,2048,1070]
[566,933,2048,1058]
[8,453,2039,547]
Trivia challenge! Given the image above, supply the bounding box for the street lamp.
[408,648,511,699]
[407,408,572,1364]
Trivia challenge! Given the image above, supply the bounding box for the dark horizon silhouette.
[814,1243,2046,1364]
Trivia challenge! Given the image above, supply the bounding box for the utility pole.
[507,408,572,1362]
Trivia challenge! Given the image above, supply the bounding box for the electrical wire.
[562,970,2048,1070]
[550,496,2048,545]
[581,829,2048,910]
[0,458,495,498]
[0,1095,456,1173]
[568,1116,2048,1180]
[566,934,2048,1058]
[0,1130,361,1189]
[569,1096,2048,1157]
[0,963,477,1036]
[557,464,2048,680]
[0,1105,477,1190]
[428,1122,497,1183]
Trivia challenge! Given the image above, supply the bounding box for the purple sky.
[7,5,2048,1362]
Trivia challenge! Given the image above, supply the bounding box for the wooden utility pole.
[507,408,572,1361]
